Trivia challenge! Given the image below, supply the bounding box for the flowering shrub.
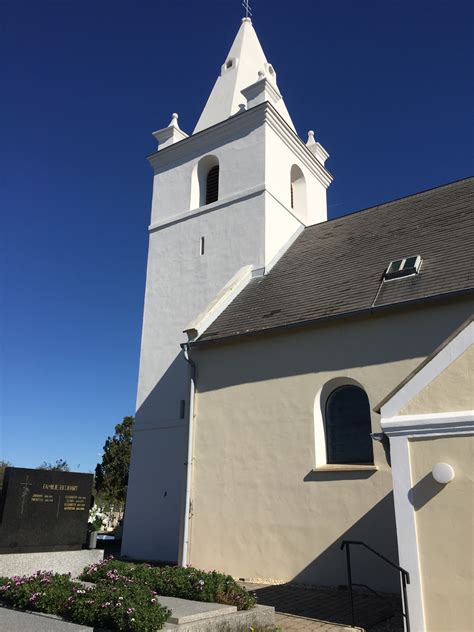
[80,559,257,610]
[64,580,170,631]
[88,504,106,532]
[0,571,170,631]
[0,559,256,630]
[0,571,74,614]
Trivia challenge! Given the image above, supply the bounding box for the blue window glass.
[325,385,374,464]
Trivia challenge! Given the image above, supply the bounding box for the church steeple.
[123,10,332,565]
[194,18,295,133]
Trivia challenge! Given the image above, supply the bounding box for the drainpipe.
[180,342,196,567]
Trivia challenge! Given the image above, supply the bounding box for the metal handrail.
[340,539,411,632]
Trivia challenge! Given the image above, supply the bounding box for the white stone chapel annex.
[122,16,474,631]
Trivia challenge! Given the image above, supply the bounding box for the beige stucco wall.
[189,298,474,591]
[410,435,474,632]
[401,345,474,415]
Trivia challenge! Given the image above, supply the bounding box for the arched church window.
[192,155,220,208]
[206,165,219,205]
[325,385,374,464]
[290,165,306,216]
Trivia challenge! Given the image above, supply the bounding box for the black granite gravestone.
[0,467,93,553]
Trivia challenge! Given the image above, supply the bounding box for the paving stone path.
[274,612,357,631]
[242,582,402,632]
[0,607,93,631]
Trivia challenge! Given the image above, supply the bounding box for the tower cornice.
[148,102,332,188]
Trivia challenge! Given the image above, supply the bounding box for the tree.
[95,416,134,505]
[37,459,70,471]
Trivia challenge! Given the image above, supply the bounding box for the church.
[122,16,473,631]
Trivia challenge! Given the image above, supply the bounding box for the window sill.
[312,464,378,472]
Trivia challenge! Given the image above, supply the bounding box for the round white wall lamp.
[432,462,455,484]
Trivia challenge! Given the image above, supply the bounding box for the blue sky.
[1,0,472,472]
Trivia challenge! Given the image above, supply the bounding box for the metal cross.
[242,0,252,18]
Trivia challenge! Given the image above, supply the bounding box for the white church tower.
[122,17,332,562]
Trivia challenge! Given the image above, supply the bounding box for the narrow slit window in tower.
[200,236,205,255]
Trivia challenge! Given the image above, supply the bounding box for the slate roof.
[197,177,474,345]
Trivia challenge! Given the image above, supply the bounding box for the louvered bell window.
[206,165,219,205]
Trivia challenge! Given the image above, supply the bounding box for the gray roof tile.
[197,177,474,344]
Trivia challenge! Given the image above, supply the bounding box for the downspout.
[180,342,196,567]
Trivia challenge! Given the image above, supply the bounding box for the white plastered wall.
[150,124,266,226]
[264,192,302,266]
[410,434,473,632]
[123,105,331,562]
[188,300,474,591]
[124,125,268,561]
[380,318,474,632]
[264,121,328,227]
[123,192,267,561]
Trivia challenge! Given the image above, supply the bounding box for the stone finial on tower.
[306,130,330,167]
[152,113,189,151]
[241,75,282,110]
[169,113,179,128]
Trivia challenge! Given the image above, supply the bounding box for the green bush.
[64,579,170,632]
[0,571,74,614]
[80,558,257,610]
[0,559,256,630]
[0,571,170,632]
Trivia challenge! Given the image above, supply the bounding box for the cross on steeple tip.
[242,0,252,19]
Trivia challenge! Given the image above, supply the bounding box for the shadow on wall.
[194,302,474,392]
[291,492,400,593]
[304,469,377,482]
[122,351,189,562]
[135,352,188,427]
[408,472,445,510]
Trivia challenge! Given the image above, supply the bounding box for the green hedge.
[80,558,257,610]
[0,570,170,631]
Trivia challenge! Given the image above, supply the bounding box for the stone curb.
[0,601,274,632]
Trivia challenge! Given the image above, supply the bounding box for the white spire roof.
[193,18,295,134]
